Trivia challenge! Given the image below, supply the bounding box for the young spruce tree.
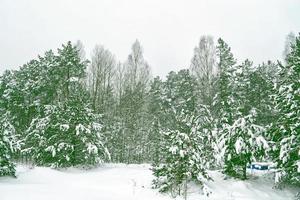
[152,70,210,198]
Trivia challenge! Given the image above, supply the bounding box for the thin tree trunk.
[184,179,188,200]
[242,164,247,180]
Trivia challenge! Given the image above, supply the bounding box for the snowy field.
[0,164,298,200]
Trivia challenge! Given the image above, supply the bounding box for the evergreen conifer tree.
[213,38,236,166]
[24,42,110,167]
[272,34,300,186]
[152,70,210,197]
[0,110,19,176]
[220,110,269,179]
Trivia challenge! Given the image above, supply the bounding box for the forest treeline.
[0,33,299,196]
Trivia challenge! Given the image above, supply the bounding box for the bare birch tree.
[120,39,151,163]
[283,32,296,63]
[190,35,217,107]
[89,45,116,113]
[124,39,151,91]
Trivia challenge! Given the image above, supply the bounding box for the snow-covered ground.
[0,164,298,200]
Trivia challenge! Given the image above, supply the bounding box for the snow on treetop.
[59,124,69,131]
[69,77,79,82]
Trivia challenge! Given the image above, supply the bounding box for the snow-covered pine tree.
[56,41,88,101]
[219,109,269,179]
[249,62,278,126]
[25,102,110,168]
[0,110,19,176]
[213,38,236,166]
[24,42,110,168]
[153,113,212,197]
[0,50,61,164]
[152,70,211,198]
[219,59,269,179]
[232,59,253,115]
[196,104,217,170]
[272,34,300,186]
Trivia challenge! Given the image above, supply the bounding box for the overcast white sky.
[0,0,299,77]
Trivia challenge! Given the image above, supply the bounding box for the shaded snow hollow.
[0,164,298,200]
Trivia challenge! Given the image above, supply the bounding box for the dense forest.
[0,33,299,197]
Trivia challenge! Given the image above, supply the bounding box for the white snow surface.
[0,164,298,200]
